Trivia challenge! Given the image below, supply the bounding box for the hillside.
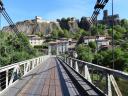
[2,16,91,35]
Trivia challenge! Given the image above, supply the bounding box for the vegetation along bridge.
[0,0,128,96]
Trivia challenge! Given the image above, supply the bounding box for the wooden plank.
[49,85,56,96]
[48,63,55,96]
[55,85,62,96]
[41,79,50,95]
[2,57,63,96]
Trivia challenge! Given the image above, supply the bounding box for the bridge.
[0,55,128,96]
[0,0,128,96]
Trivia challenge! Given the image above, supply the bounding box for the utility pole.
[112,0,114,69]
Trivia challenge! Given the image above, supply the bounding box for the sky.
[1,0,128,27]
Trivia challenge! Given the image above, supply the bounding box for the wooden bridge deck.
[1,57,105,96]
[17,57,62,96]
[1,57,62,96]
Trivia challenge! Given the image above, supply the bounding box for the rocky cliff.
[2,19,62,35]
[2,17,91,35]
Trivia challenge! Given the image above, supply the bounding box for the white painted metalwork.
[70,59,73,68]
[0,55,49,92]
[84,65,92,83]
[109,75,122,96]
[75,61,79,73]
[107,74,112,96]
[63,56,128,96]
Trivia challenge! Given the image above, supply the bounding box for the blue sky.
[1,0,128,27]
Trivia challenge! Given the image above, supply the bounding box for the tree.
[51,29,59,39]
[76,44,94,62]
[121,19,128,30]
[0,32,39,67]
[88,41,96,50]
[36,32,44,38]
[108,28,123,40]
[114,25,126,33]
[63,29,70,38]
[91,24,106,36]
[93,48,128,71]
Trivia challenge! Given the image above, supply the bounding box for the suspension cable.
[0,2,32,53]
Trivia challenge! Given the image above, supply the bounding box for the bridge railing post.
[0,55,50,92]
[63,56,127,95]
[70,59,73,68]
[84,64,92,83]
[66,57,69,64]
[6,70,9,88]
[106,73,123,96]
[32,60,34,69]
[75,60,79,73]
[107,74,112,96]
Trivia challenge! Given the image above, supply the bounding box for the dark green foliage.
[50,27,88,40]
[36,32,44,38]
[51,29,69,39]
[76,20,128,71]
[0,32,40,67]
[88,41,96,50]
[76,44,94,62]
[91,24,106,36]
[73,29,88,40]
[93,48,128,71]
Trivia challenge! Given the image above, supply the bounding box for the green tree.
[0,32,39,67]
[121,19,128,30]
[88,41,96,50]
[51,29,59,39]
[91,24,106,36]
[76,44,94,62]
[36,32,44,38]
[93,48,128,71]
[63,29,70,38]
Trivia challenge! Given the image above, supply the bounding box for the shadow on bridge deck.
[1,57,62,96]
[1,57,105,96]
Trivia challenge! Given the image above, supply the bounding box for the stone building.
[48,38,77,55]
[101,10,120,26]
[48,40,69,55]
[83,35,111,50]
[27,35,44,47]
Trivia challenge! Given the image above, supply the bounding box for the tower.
[103,10,108,20]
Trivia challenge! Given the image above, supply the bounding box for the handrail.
[63,56,127,96]
[0,55,50,92]
[0,56,47,72]
[68,57,128,80]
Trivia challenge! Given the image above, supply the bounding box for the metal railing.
[62,56,128,96]
[0,55,50,93]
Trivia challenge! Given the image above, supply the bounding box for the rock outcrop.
[2,16,91,35]
[2,18,62,35]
